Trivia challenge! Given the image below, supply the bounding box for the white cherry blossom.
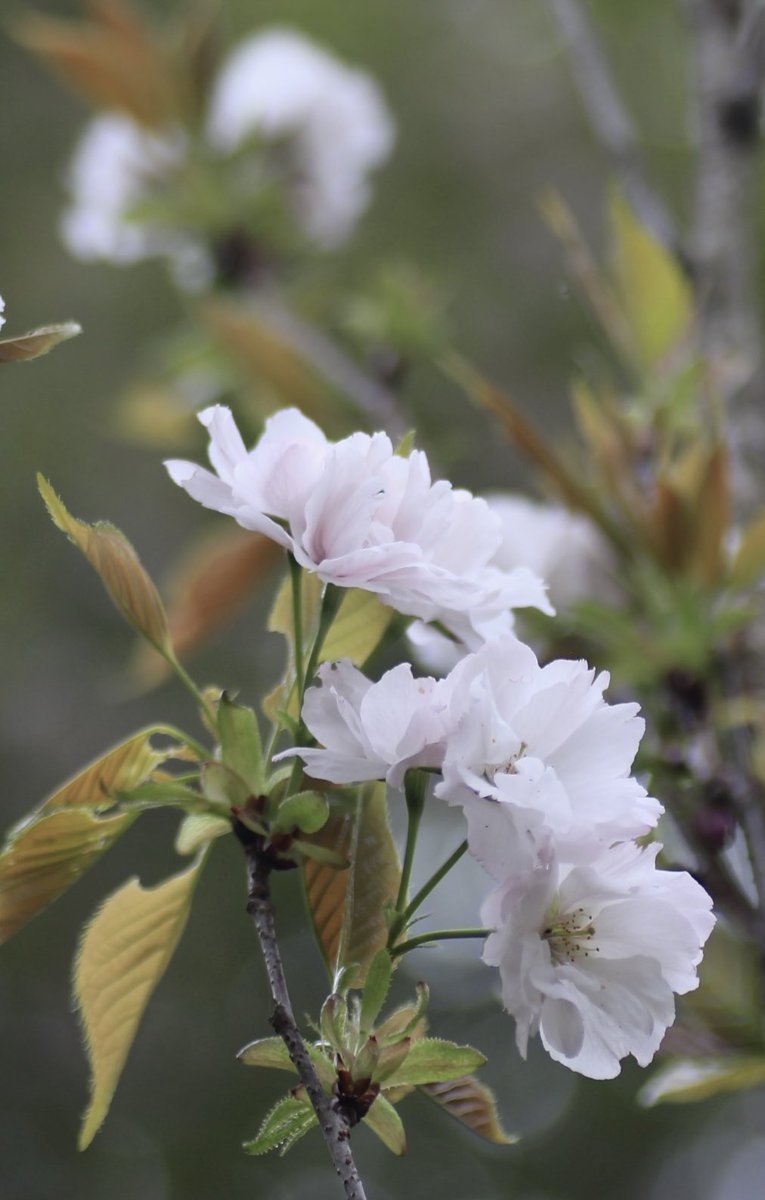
[435,635,662,870]
[207,28,394,246]
[0,295,5,330]
[166,406,550,627]
[278,658,452,787]
[481,840,715,1078]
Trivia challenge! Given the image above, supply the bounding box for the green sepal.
[363,1093,406,1155]
[381,1037,485,1087]
[217,694,266,796]
[243,1094,317,1156]
[272,791,329,835]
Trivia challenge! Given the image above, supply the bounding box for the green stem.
[390,927,491,959]
[163,650,217,729]
[289,554,305,695]
[285,582,344,796]
[150,722,209,761]
[389,839,469,946]
[392,771,428,922]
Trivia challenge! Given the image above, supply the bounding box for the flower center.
[484,740,525,784]
[542,906,599,964]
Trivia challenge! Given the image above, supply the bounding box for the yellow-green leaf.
[730,508,765,588]
[243,1094,317,1156]
[381,1038,486,1087]
[174,812,230,856]
[364,1093,406,1155]
[75,856,206,1149]
[38,476,171,653]
[322,589,393,668]
[40,730,167,815]
[0,321,81,362]
[639,1057,765,1107]
[421,1075,518,1144]
[303,785,400,988]
[0,808,134,945]
[610,189,693,367]
[237,1037,336,1090]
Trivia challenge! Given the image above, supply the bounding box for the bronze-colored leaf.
[691,444,730,587]
[302,784,400,987]
[133,528,280,686]
[0,322,81,362]
[421,1075,518,1144]
[39,476,171,654]
[16,4,181,128]
[202,301,331,420]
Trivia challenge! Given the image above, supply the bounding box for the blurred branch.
[684,0,765,395]
[237,827,368,1200]
[546,0,679,252]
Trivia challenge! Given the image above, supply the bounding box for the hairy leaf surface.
[421,1075,518,1144]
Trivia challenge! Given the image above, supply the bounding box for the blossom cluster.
[167,407,715,1079]
[63,28,394,275]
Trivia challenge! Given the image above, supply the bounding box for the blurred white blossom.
[0,295,5,329]
[207,28,395,246]
[61,28,394,270]
[166,405,549,629]
[481,840,715,1078]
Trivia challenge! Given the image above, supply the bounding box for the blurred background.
[3,1,765,1198]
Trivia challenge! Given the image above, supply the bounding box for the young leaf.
[730,508,765,588]
[638,1057,765,1107]
[363,1093,406,1155]
[272,791,329,835]
[321,589,393,669]
[217,695,265,797]
[373,1037,412,1084]
[75,855,206,1149]
[609,189,692,367]
[303,784,401,988]
[380,1038,486,1087]
[243,1094,317,1156]
[201,762,252,811]
[39,730,167,814]
[376,983,429,1044]
[0,808,134,945]
[0,321,81,362]
[421,1076,518,1144]
[360,948,393,1035]
[238,1037,336,1090]
[38,476,171,654]
[174,812,230,856]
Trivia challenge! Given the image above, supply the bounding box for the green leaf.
[609,189,693,367]
[75,855,207,1148]
[638,1057,765,1107]
[360,948,393,1035]
[0,808,134,945]
[273,791,329,835]
[0,321,81,362]
[364,1093,406,1155]
[320,993,349,1056]
[684,924,765,1045]
[421,1075,518,1144]
[303,783,401,988]
[381,1038,486,1087]
[38,475,171,654]
[373,1037,412,1084]
[375,983,429,1044]
[352,1037,380,1083]
[174,812,231,856]
[293,839,347,865]
[238,1036,336,1090]
[243,1094,317,1156]
[217,695,265,796]
[201,762,252,811]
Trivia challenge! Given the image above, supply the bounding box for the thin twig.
[240,835,368,1200]
[684,1,765,388]
[546,0,679,252]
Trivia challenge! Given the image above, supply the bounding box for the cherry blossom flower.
[278,658,452,787]
[61,114,187,266]
[207,28,395,246]
[166,405,549,627]
[481,840,715,1078]
[435,635,662,869]
[0,296,5,330]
